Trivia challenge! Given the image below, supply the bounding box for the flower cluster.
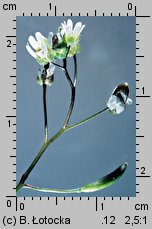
[19,19,133,194]
[26,19,85,85]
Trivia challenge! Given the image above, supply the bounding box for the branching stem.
[16,56,109,193]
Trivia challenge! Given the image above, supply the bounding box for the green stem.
[16,128,65,193]
[16,182,23,193]
[66,107,109,131]
[16,56,108,194]
[16,58,76,193]
[73,55,77,87]
[62,58,75,128]
[43,84,48,143]
[51,62,64,70]
[16,107,108,193]
[23,183,81,193]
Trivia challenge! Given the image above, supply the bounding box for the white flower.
[26,32,55,65]
[60,19,85,41]
[37,63,55,86]
[59,19,85,56]
[47,62,55,76]
[107,82,132,114]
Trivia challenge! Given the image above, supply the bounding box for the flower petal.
[115,102,125,114]
[45,75,54,86]
[107,95,125,114]
[36,50,44,58]
[56,32,62,41]
[67,19,73,31]
[41,43,48,58]
[66,19,73,36]
[73,23,85,36]
[60,28,65,37]
[35,32,46,45]
[63,21,66,26]
[26,43,36,58]
[60,23,66,37]
[47,32,53,46]
[28,36,39,50]
[107,95,117,109]
[73,22,82,35]
[47,63,55,76]
[79,24,85,34]
[61,22,66,28]
[126,98,132,105]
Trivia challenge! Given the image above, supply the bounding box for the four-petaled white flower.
[60,19,85,42]
[26,32,55,65]
[107,82,132,114]
[59,19,85,56]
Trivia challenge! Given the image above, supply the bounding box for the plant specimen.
[16,19,132,194]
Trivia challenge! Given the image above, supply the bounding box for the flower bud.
[52,35,59,48]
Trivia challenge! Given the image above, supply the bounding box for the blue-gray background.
[17,16,136,197]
